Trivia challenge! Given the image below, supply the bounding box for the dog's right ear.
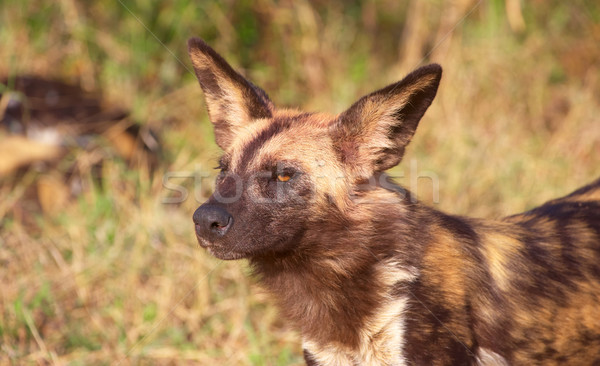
[331,64,441,178]
[187,38,273,150]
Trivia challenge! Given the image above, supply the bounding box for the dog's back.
[393,178,600,365]
[474,178,600,364]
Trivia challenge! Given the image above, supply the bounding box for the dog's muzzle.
[193,204,233,245]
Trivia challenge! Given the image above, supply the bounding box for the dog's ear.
[331,64,441,176]
[188,38,273,150]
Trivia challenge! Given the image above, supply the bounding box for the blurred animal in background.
[0,76,159,221]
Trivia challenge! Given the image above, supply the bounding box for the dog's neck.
[249,184,432,346]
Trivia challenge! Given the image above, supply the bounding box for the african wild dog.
[188,37,600,365]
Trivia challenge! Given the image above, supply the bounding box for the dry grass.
[1,0,599,365]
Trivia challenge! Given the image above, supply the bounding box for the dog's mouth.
[195,234,249,260]
[194,232,210,248]
[207,247,248,260]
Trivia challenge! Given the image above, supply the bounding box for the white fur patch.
[303,297,410,366]
[476,348,509,366]
[303,262,417,365]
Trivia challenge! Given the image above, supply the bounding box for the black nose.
[193,204,233,240]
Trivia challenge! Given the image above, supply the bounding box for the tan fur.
[480,232,525,292]
[189,49,250,132]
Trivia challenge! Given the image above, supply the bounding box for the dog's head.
[188,38,441,260]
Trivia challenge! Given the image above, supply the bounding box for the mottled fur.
[188,38,600,365]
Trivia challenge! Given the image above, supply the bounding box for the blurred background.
[1,0,598,364]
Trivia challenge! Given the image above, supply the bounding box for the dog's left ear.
[188,37,273,150]
[331,64,441,176]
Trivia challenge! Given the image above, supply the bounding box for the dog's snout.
[193,205,233,239]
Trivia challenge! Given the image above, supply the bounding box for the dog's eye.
[273,167,296,183]
[215,156,231,171]
[215,162,228,171]
[277,173,292,182]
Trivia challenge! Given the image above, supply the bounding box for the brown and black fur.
[188,37,600,365]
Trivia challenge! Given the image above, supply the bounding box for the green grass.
[1,0,599,364]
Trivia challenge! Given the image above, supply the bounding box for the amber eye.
[277,173,292,182]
